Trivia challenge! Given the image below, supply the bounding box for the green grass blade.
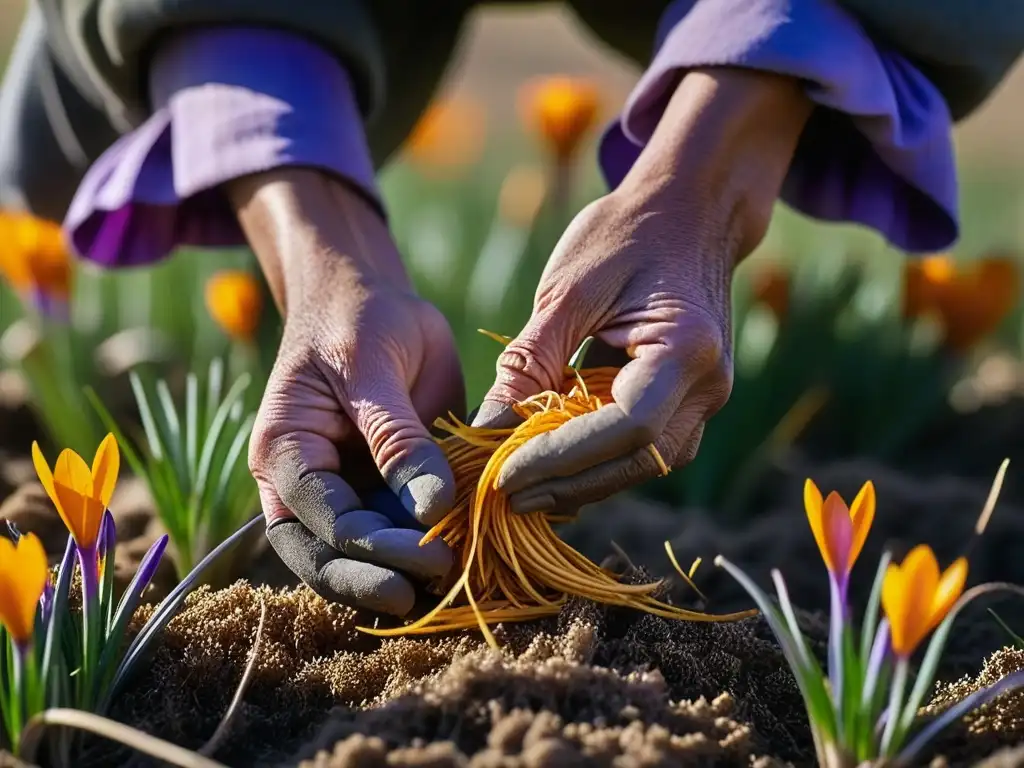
[204,358,224,433]
[185,372,199,483]
[156,379,188,486]
[129,372,167,462]
[194,372,251,497]
[210,414,256,533]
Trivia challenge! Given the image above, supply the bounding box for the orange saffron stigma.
[359,361,754,647]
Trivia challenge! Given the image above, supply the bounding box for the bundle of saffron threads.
[360,365,755,648]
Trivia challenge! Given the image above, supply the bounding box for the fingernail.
[510,493,556,515]
[470,401,519,429]
[399,473,450,526]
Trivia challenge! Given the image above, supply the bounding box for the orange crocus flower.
[903,253,1019,351]
[405,96,487,175]
[804,479,876,579]
[204,270,264,343]
[882,545,967,657]
[0,533,49,645]
[31,434,120,551]
[518,76,601,164]
[751,262,790,318]
[0,211,73,300]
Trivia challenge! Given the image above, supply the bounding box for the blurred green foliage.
[1,151,1022,518]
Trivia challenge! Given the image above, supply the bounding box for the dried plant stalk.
[360,366,754,648]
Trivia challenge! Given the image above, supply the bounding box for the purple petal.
[98,511,116,562]
[132,535,169,598]
[39,578,55,626]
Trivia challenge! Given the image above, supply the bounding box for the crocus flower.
[0,211,73,317]
[204,270,264,344]
[882,545,967,657]
[31,433,120,552]
[751,261,790,319]
[804,479,875,588]
[0,532,48,646]
[404,96,487,175]
[903,253,1019,351]
[518,76,601,165]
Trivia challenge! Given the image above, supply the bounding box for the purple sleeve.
[64,28,378,267]
[598,0,959,254]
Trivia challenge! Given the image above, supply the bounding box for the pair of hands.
[227,70,813,616]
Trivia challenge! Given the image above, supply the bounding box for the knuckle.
[625,414,660,448]
[356,401,431,470]
[494,337,565,400]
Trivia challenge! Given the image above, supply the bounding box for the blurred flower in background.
[751,261,791,319]
[0,211,73,318]
[903,252,1019,351]
[204,270,264,344]
[404,95,487,177]
[518,75,601,166]
[466,165,549,318]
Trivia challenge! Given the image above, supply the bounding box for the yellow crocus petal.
[803,479,834,572]
[0,533,48,644]
[926,556,968,635]
[53,448,94,497]
[31,441,65,517]
[847,481,876,571]
[53,482,105,550]
[90,433,120,508]
[884,545,941,657]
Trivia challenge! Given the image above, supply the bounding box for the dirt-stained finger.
[506,411,705,514]
[495,354,691,494]
[267,520,417,616]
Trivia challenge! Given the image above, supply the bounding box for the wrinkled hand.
[230,170,464,616]
[472,192,734,515]
[473,69,812,515]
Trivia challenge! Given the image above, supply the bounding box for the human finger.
[506,411,706,515]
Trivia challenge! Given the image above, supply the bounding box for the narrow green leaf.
[195,372,252,499]
[716,557,836,739]
[204,358,225,432]
[210,414,256,527]
[185,372,199,483]
[129,372,167,462]
[156,379,188,488]
[107,515,263,701]
[988,608,1024,649]
[860,552,892,671]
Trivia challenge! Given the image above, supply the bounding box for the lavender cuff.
[599,0,959,254]
[65,28,378,266]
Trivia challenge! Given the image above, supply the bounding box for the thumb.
[473,306,579,428]
[347,371,455,527]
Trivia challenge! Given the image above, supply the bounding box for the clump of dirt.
[108,576,815,768]
[920,646,1024,765]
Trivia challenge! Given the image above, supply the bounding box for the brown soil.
[38,576,1018,768]
[7,376,1024,766]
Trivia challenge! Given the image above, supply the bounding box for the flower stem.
[881,657,909,755]
[78,547,102,709]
